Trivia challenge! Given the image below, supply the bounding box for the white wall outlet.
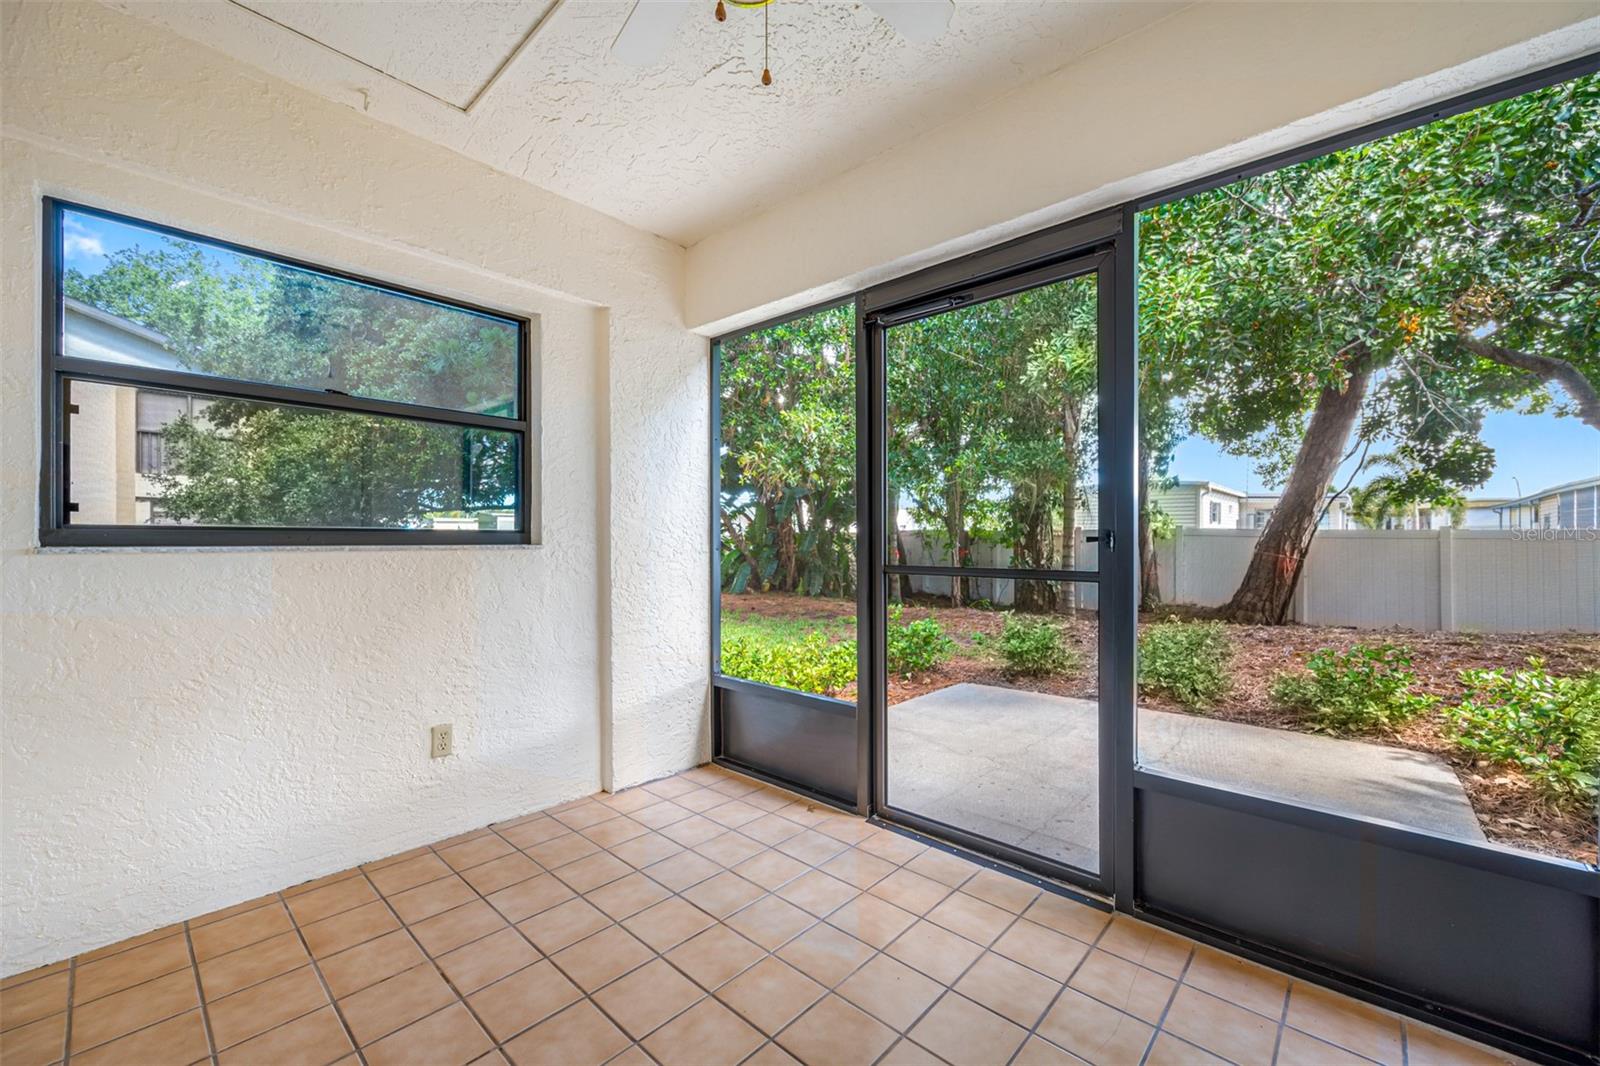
[430,723,453,759]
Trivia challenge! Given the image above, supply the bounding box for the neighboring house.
[1078,480,1244,531]
[1242,491,1354,530]
[1472,475,1600,530]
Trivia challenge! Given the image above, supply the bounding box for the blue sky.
[62,209,244,276]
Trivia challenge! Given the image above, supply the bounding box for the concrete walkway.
[887,683,1483,872]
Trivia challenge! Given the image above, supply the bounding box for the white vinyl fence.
[896,527,1600,633]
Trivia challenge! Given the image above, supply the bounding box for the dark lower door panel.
[715,678,857,807]
[1135,775,1599,1060]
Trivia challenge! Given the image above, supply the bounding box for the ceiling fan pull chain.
[761,2,772,85]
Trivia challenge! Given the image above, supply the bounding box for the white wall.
[685,1,1600,333]
[1,2,707,973]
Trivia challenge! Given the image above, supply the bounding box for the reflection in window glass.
[68,381,519,530]
[1135,71,1599,865]
[60,208,520,416]
[717,305,857,696]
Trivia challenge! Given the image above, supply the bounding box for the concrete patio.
[886,683,1484,871]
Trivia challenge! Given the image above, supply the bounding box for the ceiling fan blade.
[864,0,954,43]
[611,0,691,66]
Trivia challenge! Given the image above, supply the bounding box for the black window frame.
[39,198,535,548]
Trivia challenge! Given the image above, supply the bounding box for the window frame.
[39,198,535,548]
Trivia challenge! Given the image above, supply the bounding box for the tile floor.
[0,765,1525,1066]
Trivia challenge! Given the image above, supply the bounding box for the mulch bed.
[721,591,1600,864]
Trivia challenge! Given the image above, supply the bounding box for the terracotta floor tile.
[1145,1031,1230,1066]
[500,816,567,850]
[551,925,654,992]
[1068,949,1175,1024]
[775,830,849,866]
[869,868,953,915]
[69,967,198,1053]
[1014,1034,1084,1066]
[582,816,650,849]
[460,852,542,895]
[468,959,582,1042]
[704,800,764,829]
[599,787,662,814]
[340,962,456,1046]
[903,850,977,888]
[553,851,634,894]
[826,894,918,949]
[587,872,673,920]
[1095,916,1192,977]
[645,997,765,1066]
[776,922,875,987]
[741,814,806,847]
[909,992,1028,1065]
[71,1008,208,1066]
[683,871,767,918]
[776,870,860,918]
[879,1037,945,1065]
[411,900,508,956]
[1037,987,1154,1066]
[632,801,693,830]
[1405,1022,1522,1066]
[189,894,278,929]
[992,919,1091,982]
[665,925,768,991]
[962,869,1043,914]
[1185,946,1290,1020]
[819,848,898,891]
[73,932,191,1003]
[364,1003,492,1066]
[1285,981,1403,1064]
[622,897,716,952]
[885,920,984,985]
[526,832,602,870]
[0,962,66,991]
[488,873,575,923]
[282,867,363,899]
[608,832,685,870]
[955,951,1062,1028]
[198,929,309,1000]
[208,963,326,1049]
[716,956,826,1036]
[1161,984,1278,1065]
[661,815,725,848]
[735,850,812,891]
[285,875,379,926]
[436,927,542,995]
[696,831,768,868]
[854,830,928,866]
[1021,894,1110,945]
[921,889,1004,947]
[777,994,896,1066]
[301,900,402,958]
[723,895,815,951]
[0,1010,65,1066]
[0,970,68,1032]
[363,846,432,873]
[502,1000,630,1066]
[554,802,616,831]
[317,927,425,997]
[389,875,478,925]
[438,834,515,872]
[646,776,704,800]
[744,1039,804,1065]
[470,1051,511,1066]
[217,1005,352,1066]
[645,850,723,892]
[190,901,294,961]
[1276,1026,1371,1066]
[837,954,944,1032]
[592,958,703,1039]
[369,853,454,897]
[518,898,613,954]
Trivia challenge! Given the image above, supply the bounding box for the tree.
[1138,71,1600,623]
[65,239,519,526]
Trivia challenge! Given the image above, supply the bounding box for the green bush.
[886,605,954,676]
[1446,659,1600,809]
[999,615,1077,677]
[720,632,857,696]
[1270,642,1435,734]
[1137,619,1231,708]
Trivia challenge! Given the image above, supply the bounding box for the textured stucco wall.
[0,2,707,973]
[686,1,1600,333]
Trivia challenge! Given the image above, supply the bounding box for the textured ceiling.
[112,0,1187,245]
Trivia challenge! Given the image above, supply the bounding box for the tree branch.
[1459,335,1600,430]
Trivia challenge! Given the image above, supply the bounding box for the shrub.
[1137,619,1231,708]
[720,632,857,696]
[1270,642,1435,734]
[1446,659,1600,809]
[999,615,1078,677]
[886,605,953,676]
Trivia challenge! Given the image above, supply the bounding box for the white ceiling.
[112,0,1187,245]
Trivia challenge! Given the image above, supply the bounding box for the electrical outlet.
[430,723,453,759]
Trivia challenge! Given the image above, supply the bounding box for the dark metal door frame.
[858,211,1136,900]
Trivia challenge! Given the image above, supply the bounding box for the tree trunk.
[943,480,966,607]
[1219,348,1374,624]
[892,528,913,603]
[1137,444,1161,613]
